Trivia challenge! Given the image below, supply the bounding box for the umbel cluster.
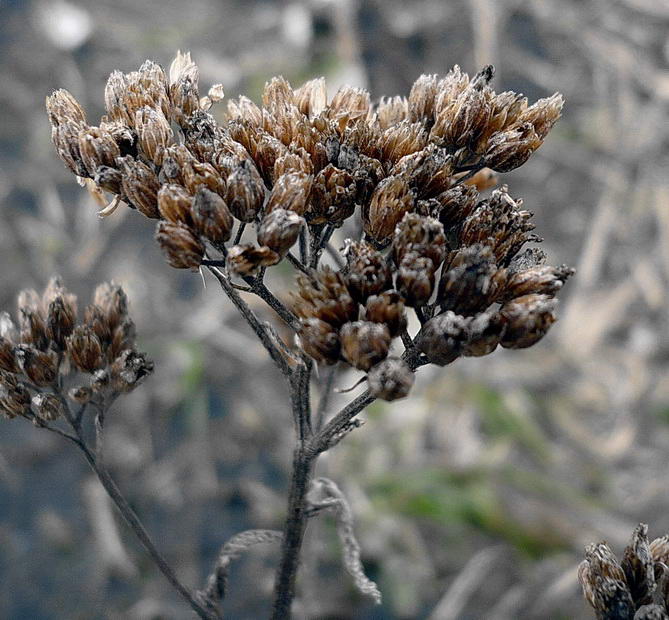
[46,52,571,401]
[0,278,152,421]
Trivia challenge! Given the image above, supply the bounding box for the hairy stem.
[271,444,316,619]
[69,422,219,620]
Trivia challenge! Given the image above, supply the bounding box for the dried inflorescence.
[47,53,571,402]
[579,524,669,619]
[0,277,152,422]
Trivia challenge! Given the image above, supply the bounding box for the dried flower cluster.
[0,277,152,422]
[46,52,570,402]
[579,524,669,619]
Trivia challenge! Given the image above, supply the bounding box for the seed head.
[297,318,340,365]
[340,321,391,371]
[258,209,303,257]
[367,358,414,401]
[155,221,205,270]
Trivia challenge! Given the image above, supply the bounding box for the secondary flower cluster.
[579,524,669,619]
[46,52,570,401]
[0,278,152,422]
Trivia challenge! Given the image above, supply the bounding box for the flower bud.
[340,321,391,371]
[158,183,193,225]
[118,156,161,218]
[191,187,234,244]
[226,160,266,223]
[155,221,205,270]
[32,393,65,422]
[396,254,435,307]
[363,175,414,246]
[499,294,557,349]
[297,318,340,365]
[67,326,104,372]
[257,209,303,256]
[344,241,392,304]
[226,244,280,276]
[415,311,469,366]
[367,358,414,401]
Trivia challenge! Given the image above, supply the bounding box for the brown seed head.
[158,183,193,225]
[297,318,340,365]
[499,294,557,349]
[110,349,154,393]
[257,208,303,256]
[46,296,77,349]
[463,311,505,357]
[484,122,543,173]
[226,160,266,222]
[393,212,446,268]
[501,265,574,302]
[340,321,391,371]
[118,156,161,218]
[415,311,469,366]
[364,175,414,246]
[0,337,19,373]
[226,244,280,276]
[367,357,414,401]
[396,254,435,307]
[135,106,173,165]
[16,345,58,387]
[266,171,313,216]
[309,164,357,225]
[67,326,104,373]
[621,524,656,608]
[46,89,86,127]
[155,221,205,270]
[191,187,234,244]
[365,290,407,337]
[292,267,358,328]
[343,241,392,304]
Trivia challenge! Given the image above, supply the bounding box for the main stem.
[271,444,316,619]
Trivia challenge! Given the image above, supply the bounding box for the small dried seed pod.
[157,183,193,225]
[32,393,65,422]
[155,221,205,270]
[134,106,173,165]
[297,318,340,365]
[226,160,266,223]
[392,212,446,269]
[499,294,557,349]
[78,127,121,176]
[518,93,564,140]
[0,371,31,418]
[483,122,543,173]
[110,349,154,393]
[257,208,303,256]
[396,254,435,307]
[463,311,505,357]
[46,89,87,127]
[15,345,58,387]
[367,358,414,401]
[365,290,407,337]
[415,311,469,366]
[84,304,112,347]
[93,283,128,330]
[292,267,358,328]
[309,164,357,225]
[340,321,391,371]
[108,319,137,361]
[266,171,313,215]
[67,326,104,373]
[191,187,234,244]
[226,244,280,276]
[18,308,49,351]
[343,241,392,304]
[363,175,414,246]
[500,265,574,302]
[0,337,19,373]
[46,296,77,350]
[94,165,124,195]
[118,156,161,218]
[620,524,656,608]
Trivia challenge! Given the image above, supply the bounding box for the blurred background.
[1,0,669,618]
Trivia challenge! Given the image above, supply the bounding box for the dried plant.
[579,524,669,619]
[27,50,570,617]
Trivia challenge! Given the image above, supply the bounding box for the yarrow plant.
[23,51,571,617]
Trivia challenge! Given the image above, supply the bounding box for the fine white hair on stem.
[307,477,382,605]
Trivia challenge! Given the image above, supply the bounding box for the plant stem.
[271,444,316,619]
[72,427,219,620]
